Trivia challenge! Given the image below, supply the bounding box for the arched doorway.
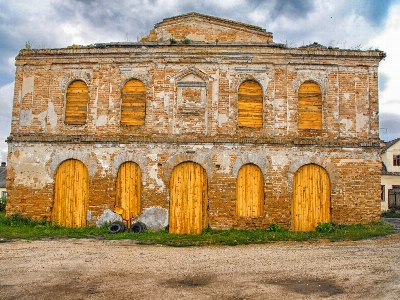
[115,162,142,226]
[236,164,264,217]
[292,164,331,231]
[52,159,88,227]
[169,162,208,234]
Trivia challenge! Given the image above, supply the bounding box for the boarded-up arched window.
[65,80,88,125]
[236,164,264,217]
[121,79,146,126]
[298,81,322,130]
[238,80,263,127]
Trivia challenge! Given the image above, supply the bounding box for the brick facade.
[6,13,385,230]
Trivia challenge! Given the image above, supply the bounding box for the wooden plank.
[116,162,141,227]
[52,159,88,227]
[236,164,263,217]
[298,82,322,130]
[121,80,146,126]
[65,81,88,125]
[292,164,330,231]
[238,81,263,128]
[169,162,206,234]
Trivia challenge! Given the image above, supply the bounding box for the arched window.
[65,80,88,125]
[298,81,322,130]
[236,164,264,217]
[238,80,263,128]
[121,79,146,126]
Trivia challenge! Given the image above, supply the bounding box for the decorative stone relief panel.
[173,72,208,135]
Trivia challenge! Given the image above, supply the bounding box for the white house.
[381,138,400,210]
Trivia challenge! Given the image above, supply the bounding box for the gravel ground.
[1,231,400,300]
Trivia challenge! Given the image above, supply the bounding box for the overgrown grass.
[381,209,400,218]
[0,212,395,246]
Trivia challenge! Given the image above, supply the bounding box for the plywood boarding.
[292,164,330,231]
[52,159,88,227]
[236,164,264,217]
[169,162,208,234]
[298,82,322,129]
[115,162,141,226]
[65,81,88,125]
[238,81,263,127]
[121,80,146,126]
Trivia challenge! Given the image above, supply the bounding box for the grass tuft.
[0,212,395,246]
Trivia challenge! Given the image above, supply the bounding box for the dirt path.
[1,234,400,300]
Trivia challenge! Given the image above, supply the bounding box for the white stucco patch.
[48,102,58,131]
[215,153,231,174]
[218,113,228,127]
[340,118,353,132]
[96,115,108,127]
[356,113,369,133]
[149,164,165,192]
[11,147,53,187]
[148,154,158,162]
[22,76,34,98]
[271,155,289,171]
[37,110,47,129]
[19,110,32,126]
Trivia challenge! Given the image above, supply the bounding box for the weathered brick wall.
[6,15,385,229]
[7,142,381,228]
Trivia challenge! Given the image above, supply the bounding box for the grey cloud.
[380,112,400,142]
[379,73,389,92]
[355,0,395,27]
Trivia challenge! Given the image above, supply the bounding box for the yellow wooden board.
[65,81,88,125]
[121,80,146,126]
[236,164,264,217]
[238,81,263,128]
[298,82,322,130]
[52,159,88,227]
[169,162,208,234]
[115,162,141,227]
[292,164,331,231]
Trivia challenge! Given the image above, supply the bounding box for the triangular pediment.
[142,12,273,44]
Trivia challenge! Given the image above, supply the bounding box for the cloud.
[380,112,400,142]
[0,83,13,158]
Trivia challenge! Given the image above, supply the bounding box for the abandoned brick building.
[6,13,385,233]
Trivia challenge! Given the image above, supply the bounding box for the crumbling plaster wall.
[6,142,381,228]
[10,47,380,140]
[6,44,383,228]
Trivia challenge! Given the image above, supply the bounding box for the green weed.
[0,212,395,246]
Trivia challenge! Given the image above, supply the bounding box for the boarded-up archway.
[65,80,88,125]
[121,79,146,126]
[298,81,322,130]
[169,162,208,234]
[238,80,263,127]
[236,164,264,217]
[115,162,142,226]
[292,164,331,231]
[52,159,88,227]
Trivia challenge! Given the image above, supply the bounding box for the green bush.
[381,209,400,218]
[0,196,5,211]
[268,223,286,232]
[181,37,191,44]
[316,222,335,233]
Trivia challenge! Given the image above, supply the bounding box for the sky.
[0,0,399,162]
